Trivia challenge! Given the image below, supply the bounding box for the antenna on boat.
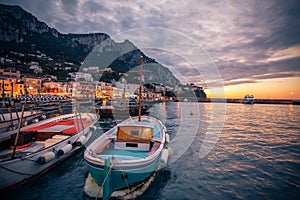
[138,56,143,122]
[12,103,25,159]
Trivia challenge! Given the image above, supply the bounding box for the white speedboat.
[242,94,254,104]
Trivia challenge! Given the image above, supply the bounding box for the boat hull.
[84,116,167,199]
[0,145,80,190]
[86,154,160,192]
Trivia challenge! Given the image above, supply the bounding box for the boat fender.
[58,144,73,155]
[37,152,55,164]
[42,115,47,119]
[89,126,97,131]
[165,133,170,144]
[76,135,87,146]
[160,148,169,166]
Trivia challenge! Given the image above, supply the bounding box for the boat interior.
[0,117,93,160]
[92,122,162,161]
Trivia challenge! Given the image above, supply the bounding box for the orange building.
[0,78,23,98]
[96,82,114,99]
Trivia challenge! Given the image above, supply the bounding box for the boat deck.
[97,140,161,161]
[92,118,163,162]
[22,118,91,135]
[0,142,45,160]
[99,149,148,161]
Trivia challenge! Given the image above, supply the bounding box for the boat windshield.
[117,126,153,141]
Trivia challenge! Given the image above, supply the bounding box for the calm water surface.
[1,103,300,199]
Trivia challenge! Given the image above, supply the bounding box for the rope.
[95,157,116,200]
[116,160,133,199]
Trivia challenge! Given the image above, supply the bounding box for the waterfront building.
[69,81,95,99]
[42,81,69,96]
[0,77,18,98]
[0,68,21,78]
[95,82,114,99]
[23,77,42,96]
[68,72,93,82]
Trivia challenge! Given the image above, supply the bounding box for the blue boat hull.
[86,156,160,192]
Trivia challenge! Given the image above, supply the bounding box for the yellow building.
[14,81,25,97]
[0,78,23,98]
[96,82,114,99]
[42,81,70,96]
[23,77,42,96]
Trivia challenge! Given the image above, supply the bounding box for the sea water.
[1,102,299,199]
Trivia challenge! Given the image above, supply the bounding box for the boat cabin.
[114,125,153,151]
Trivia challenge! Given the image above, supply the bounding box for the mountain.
[0,4,109,63]
[0,4,180,86]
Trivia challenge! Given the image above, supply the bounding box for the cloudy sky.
[1,0,300,98]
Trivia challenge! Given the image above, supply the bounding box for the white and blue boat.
[84,115,169,199]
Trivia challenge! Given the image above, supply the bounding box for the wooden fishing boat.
[84,56,170,199]
[84,115,169,199]
[0,112,99,190]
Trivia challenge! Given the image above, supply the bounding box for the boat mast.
[138,56,143,121]
[12,103,25,158]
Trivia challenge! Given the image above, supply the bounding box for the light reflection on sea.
[1,103,299,200]
[142,103,300,200]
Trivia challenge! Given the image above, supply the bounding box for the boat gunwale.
[84,116,166,167]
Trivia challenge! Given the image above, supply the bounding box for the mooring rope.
[95,157,116,200]
[117,160,133,199]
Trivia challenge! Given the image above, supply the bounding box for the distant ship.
[242,94,254,104]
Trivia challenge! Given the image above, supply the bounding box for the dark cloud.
[267,57,300,73]
[233,0,300,55]
[82,1,109,14]
[253,72,300,80]
[60,0,80,16]
[218,55,300,85]
[224,79,257,86]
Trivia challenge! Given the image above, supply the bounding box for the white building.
[68,72,93,82]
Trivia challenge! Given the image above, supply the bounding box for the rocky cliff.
[0,4,180,86]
